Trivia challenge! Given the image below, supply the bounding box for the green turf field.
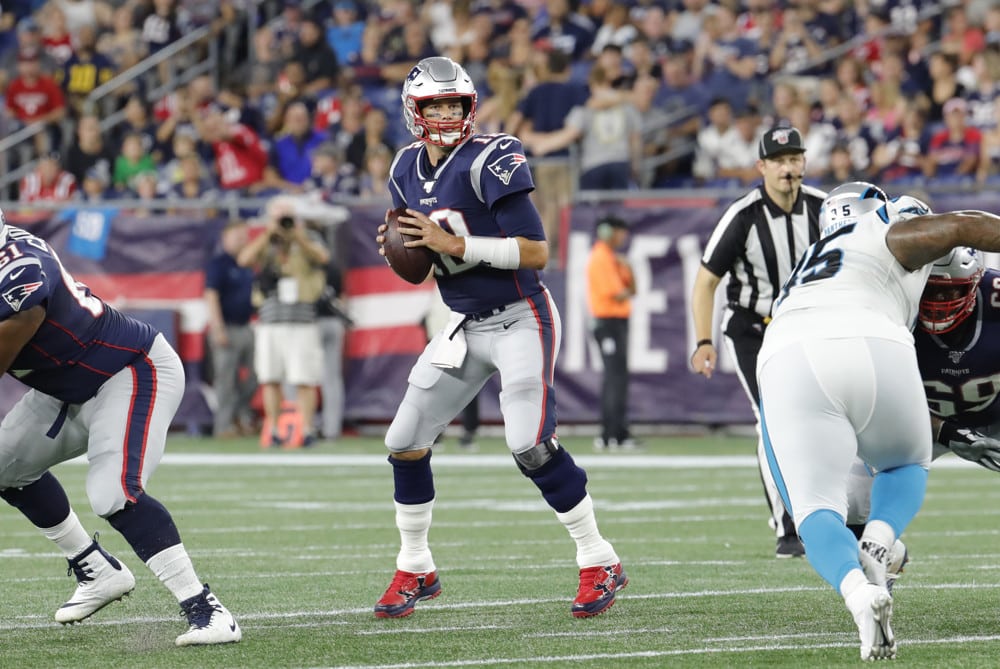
[2,434,999,668]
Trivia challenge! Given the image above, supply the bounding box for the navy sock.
[106,494,182,562]
[524,447,588,513]
[390,451,435,505]
[0,472,72,528]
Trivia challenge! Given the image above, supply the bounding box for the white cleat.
[55,540,136,624]
[859,537,891,590]
[846,583,896,661]
[175,584,242,647]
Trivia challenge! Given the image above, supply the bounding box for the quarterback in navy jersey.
[0,216,240,645]
[373,56,626,619]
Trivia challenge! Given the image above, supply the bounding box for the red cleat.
[374,570,441,618]
[571,563,628,618]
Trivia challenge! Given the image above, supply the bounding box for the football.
[382,207,435,284]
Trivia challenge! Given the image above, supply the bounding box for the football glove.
[938,422,1000,472]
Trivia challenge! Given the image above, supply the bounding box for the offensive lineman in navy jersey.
[0,215,240,645]
[373,56,626,619]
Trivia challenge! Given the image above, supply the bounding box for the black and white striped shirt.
[702,184,827,320]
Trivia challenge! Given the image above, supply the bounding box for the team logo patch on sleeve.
[487,153,527,186]
[3,280,44,312]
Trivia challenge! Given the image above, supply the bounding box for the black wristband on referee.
[696,339,713,348]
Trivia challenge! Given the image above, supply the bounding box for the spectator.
[591,2,637,55]
[924,51,967,124]
[326,0,365,65]
[78,165,114,201]
[169,154,218,201]
[872,103,931,184]
[65,114,115,186]
[304,141,360,199]
[195,108,268,194]
[127,170,164,216]
[650,48,709,185]
[5,46,67,154]
[344,20,386,88]
[159,130,199,190]
[787,101,837,181]
[141,0,190,85]
[691,2,763,111]
[978,101,1000,185]
[115,94,161,159]
[823,141,867,186]
[623,37,663,82]
[833,94,877,176]
[237,198,330,448]
[865,78,906,141]
[38,4,74,65]
[529,64,642,192]
[19,152,77,203]
[0,18,58,93]
[52,0,113,33]
[939,5,985,67]
[56,24,115,118]
[476,61,524,135]
[586,215,638,452]
[379,21,436,83]
[263,101,329,192]
[966,49,1000,130]
[769,2,835,77]
[358,144,392,200]
[113,132,157,190]
[292,14,340,96]
[345,105,395,171]
[925,97,981,180]
[834,55,870,112]
[204,221,258,439]
[97,5,145,71]
[531,0,595,60]
[693,97,758,185]
[813,76,843,125]
[512,49,588,259]
[671,0,712,50]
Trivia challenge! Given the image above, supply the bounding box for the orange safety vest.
[586,240,633,319]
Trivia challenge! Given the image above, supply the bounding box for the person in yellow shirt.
[586,216,639,451]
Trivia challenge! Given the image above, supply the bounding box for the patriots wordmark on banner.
[3,280,43,312]
[948,350,965,364]
[487,153,527,186]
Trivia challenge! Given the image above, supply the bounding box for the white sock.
[146,544,204,602]
[839,567,869,599]
[395,500,435,573]
[40,511,93,558]
[554,495,619,568]
[861,519,896,550]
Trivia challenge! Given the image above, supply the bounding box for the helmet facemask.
[918,247,984,334]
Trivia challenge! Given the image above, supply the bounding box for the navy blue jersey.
[916,269,1000,428]
[0,226,158,403]
[387,133,545,314]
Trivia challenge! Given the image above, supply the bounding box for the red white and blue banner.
[5,191,1000,429]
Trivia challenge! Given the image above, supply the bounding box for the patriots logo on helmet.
[487,153,526,186]
[3,280,43,312]
[405,66,422,84]
[771,128,791,145]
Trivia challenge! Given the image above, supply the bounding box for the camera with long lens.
[278,216,295,230]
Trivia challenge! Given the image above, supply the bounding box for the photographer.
[238,198,330,447]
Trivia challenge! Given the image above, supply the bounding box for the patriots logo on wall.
[487,153,526,186]
[3,280,43,312]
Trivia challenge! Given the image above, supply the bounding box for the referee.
[690,126,826,559]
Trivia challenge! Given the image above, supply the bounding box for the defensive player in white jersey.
[0,214,239,645]
[372,57,626,619]
[756,182,1000,660]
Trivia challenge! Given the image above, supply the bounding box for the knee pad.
[517,440,588,513]
[512,439,558,473]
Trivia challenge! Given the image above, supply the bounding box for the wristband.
[462,236,520,269]
[696,339,713,348]
[937,421,980,447]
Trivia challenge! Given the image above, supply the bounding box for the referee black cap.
[758,126,806,160]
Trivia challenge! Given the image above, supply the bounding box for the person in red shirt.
[18,152,77,203]
[194,108,268,192]
[5,47,67,154]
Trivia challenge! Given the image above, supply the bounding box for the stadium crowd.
[2,0,1000,219]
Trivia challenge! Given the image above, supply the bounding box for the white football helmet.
[819,181,889,238]
[918,247,984,334]
[888,194,932,223]
[401,56,477,147]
